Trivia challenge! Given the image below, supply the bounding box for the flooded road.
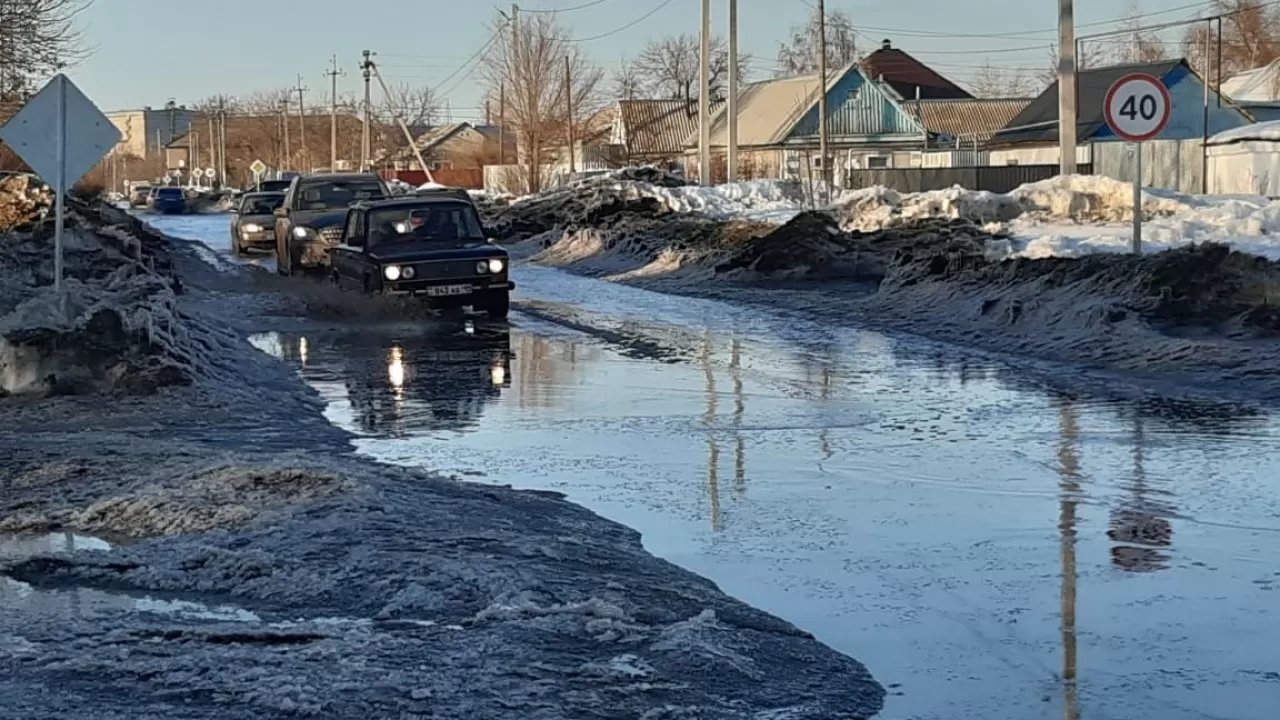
[157,213,1280,719]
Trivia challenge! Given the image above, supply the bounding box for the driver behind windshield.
[369,204,483,244]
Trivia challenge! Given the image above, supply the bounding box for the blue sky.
[72,0,1205,116]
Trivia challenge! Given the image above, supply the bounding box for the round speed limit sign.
[1104,72,1171,142]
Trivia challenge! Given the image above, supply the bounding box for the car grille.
[409,260,485,281]
[319,227,343,244]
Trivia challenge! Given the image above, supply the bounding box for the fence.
[841,164,1087,194]
[1091,139,1204,195]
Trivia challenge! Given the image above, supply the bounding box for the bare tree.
[1109,0,1171,65]
[1185,0,1280,93]
[970,61,1036,98]
[612,59,644,101]
[628,33,749,101]
[482,11,604,193]
[776,6,858,76]
[1044,41,1111,89]
[378,82,439,130]
[0,0,93,99]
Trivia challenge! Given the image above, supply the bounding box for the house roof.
[687,63,859,148]
[859,40,972,100]
[910,98,1033,142]
[988,59,1191,147]
[618,99,722,156]
[1222,59,1280,103]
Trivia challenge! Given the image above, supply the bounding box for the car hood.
[367,242,507,262]
[290,209,348,229]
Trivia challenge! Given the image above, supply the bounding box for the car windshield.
[157,188,182,198]
[295,180,384,210]
[367,203,485,246]
[241,194,284,214]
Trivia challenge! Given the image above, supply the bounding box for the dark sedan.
[230,191,284,255]
[329,196,513,319]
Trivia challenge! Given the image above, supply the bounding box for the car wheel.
[486,293,510,320]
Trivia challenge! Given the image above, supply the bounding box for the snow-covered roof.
[1206,119,1280,145]
[1222,60,1280,103]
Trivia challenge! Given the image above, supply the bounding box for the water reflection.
[1108,415,1175,572]
[250,322,513,437]
[1056,399,1080,720]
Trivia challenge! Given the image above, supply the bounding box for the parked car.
[328,195,513,319]
[230,191,285,255]
[151,186,186,214]
[129,184,152,206]
[273,172,389,276]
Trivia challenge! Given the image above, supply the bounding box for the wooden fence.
[842,164,1092,193]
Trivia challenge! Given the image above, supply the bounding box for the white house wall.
[1206,141,1280,196]
[988,145,1091,166]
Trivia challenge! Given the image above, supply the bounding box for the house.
[379,122,516,187]
[1221,60,1280,103]
[859,39,973,101]
[681,61,934,183]
[910,98,1033,166]
[107,106,197,158]
[599,98,723,168]
[987,58,1251,166]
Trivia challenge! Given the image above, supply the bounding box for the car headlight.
[400,265,415,279]
[383,265,401,281]
[292,226,313,239]
[475,260,489,273]
[488,258,505,273]
[242,223,261,232]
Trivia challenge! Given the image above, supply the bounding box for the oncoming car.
[273,172,389,275]
[328,196,514,320]
[230,191,284,255]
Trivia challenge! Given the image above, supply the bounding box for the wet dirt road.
[152,214,1280,720]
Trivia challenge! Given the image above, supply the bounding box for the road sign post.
[1103,72,1172,255]
[249,159,267,191]
[0,74,121,291]
[192,168,204,187]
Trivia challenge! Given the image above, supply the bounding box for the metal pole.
[499,82,506,165]
[565,55,575,174]
[54,77,65,292]
[206,112,215,179]
[361,50,372,171]
[727,0,739,181]
[219,100,228,186]
[295,74,308,169]
[1058,0,1077,175]
[698,0,711,184]
[328,55,340,170]
[1132,143,1142,254]
[817,0,829,200]
[281,98,291,169]
[1202,20,1210,194]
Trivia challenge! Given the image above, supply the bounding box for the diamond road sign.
[192,168,204,178]
[249,159,267,176]
[0,74,120,194]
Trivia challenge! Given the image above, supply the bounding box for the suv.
[273,172,389,276]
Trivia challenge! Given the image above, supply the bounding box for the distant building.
[107,105,198,158]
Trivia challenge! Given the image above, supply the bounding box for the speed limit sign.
[1103,73,1171,142]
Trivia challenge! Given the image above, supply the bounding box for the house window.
[866,156,889,169]
[847,88,860,102]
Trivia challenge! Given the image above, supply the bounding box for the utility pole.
[325,56,345,171]
[207,110,217,180]
[361,50,373,171]
[499,82,506,165]
[1058,0,1077,174]
[817,0,830,202]
[698,0,710,184]
[293,74,309,170]
[726,0,739,182]
[280,97,291,170]
[218,96,228,186]
[565,55,575,174]
[368,58,433,182]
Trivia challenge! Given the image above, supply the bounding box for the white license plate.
[424,284,472,297]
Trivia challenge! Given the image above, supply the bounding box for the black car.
[328,196,514,319]
[230,191,284,255]
[274,172,389,275]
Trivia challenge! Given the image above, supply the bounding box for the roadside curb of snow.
[0,199,888,720]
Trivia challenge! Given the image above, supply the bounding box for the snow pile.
[386,179,414,196]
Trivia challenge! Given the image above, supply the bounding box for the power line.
[520,0,618,12]
[569,0,674,42]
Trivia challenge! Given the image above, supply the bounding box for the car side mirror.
[274,207,288,218]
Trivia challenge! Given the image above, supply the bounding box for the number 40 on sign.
[1103,73,1171,254]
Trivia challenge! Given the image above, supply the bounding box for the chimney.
[882,39,892,50]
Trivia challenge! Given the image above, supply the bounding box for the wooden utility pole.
[292,74,309,169]
[1058,0,1077,174]
[727,0,739,181]
[817,0,830,201]
[360,50,373,171]
[280,97,291,169]
[218,96,228,186]
[325,55,345,170]
[499,82,506,165]
[698,0,710,184]
[565,55,575,173]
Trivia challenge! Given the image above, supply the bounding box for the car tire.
[486,293,510,320]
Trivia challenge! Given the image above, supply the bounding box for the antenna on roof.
[882,39,891,50]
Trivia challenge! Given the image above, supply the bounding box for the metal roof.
[859,41,973,101]
[685,63,860,148]
[617,99,722,156]
[987,59,1189,147]
[910,98,1033,141]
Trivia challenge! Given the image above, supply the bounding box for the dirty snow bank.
[0,199,885,719]
[486,176,1280,398]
